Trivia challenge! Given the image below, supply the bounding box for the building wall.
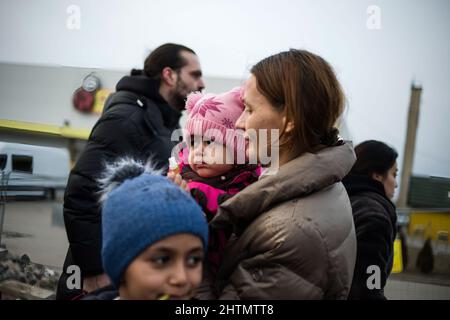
[408,176,450,209]
[0,62,242,162]
[0,62,242,130]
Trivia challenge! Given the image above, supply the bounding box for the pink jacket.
[177,150,261,275]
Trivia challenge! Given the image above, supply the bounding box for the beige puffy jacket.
[210,143,357,299]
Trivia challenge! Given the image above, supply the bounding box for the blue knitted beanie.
[99,158,208,287]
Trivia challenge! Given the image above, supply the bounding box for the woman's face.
[235,75,286,165]
[119,233,204,300]
[373,162,398,199]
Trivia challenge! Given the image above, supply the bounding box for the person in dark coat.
[56,43,205,300]
[342,140,399,300]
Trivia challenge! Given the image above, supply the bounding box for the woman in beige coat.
[208,49,357,299]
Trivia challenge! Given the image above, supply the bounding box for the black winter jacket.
[342,174,397,300]
[82,285,119,300]
[57,74,181,299]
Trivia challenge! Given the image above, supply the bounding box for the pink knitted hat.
[184,87,245,155]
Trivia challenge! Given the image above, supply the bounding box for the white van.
[0,142,70,198]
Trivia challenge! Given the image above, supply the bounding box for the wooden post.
[397,83,422,208]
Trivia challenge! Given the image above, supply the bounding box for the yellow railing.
[408,210,450,243]
[0,119,90,140]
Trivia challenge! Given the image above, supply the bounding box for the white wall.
[0,63,241,129]
[0,0,449,178]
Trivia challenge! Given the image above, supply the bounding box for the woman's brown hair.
[251,49,345,154]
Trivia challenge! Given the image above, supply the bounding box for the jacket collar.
[181,163,260,190]
[342,174,387,198]
[211,142,356,233]
[342,174,396,218]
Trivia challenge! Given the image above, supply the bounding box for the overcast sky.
[0,0,449,181]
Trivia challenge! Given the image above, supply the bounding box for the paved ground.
[385,279,450,300]
[1,200,67,270]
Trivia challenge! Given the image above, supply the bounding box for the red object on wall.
[73,87,95,113]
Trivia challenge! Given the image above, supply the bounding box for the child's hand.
[167,172,190,193]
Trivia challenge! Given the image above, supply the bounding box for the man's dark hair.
[351,140,398,177]
[144,43,196,84]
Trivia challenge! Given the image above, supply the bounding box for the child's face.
[188,136,234,178]
[119,233,204,300]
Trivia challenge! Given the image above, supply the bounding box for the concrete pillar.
[397,83,422,208]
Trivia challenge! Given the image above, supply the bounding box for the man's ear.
[161,67,177,87]
[372,172,384,183]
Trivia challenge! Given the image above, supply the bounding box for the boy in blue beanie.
[84,158,208,300]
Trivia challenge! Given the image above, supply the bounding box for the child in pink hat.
[176,87,261,278]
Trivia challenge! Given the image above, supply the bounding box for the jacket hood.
[211,142,356,231]
[116,74,164,102]
[104,74,181,129]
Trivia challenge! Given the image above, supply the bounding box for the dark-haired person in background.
[342,140,398,300]
[57,43,205,300]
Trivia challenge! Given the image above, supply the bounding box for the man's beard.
[168,78,191,111]
[169,90,187,111]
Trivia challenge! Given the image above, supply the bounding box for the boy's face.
[119,233,204,300]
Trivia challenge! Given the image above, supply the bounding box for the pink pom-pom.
[229,86,244,100]
[185,92,204,113]
[229,87,244,110]
[229,86,244,111]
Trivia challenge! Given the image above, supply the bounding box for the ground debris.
[0,251,60,297]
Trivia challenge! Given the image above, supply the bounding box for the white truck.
[0,142,70,199]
